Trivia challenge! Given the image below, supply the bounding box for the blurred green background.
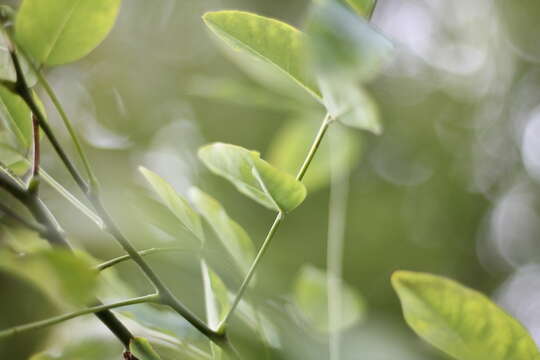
[2,0,540,359]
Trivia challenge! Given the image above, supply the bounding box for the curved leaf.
[293,265,366,332]
[203,10,321,101]
[198,143,306,212]
[15,0,122,66]
[190,187,255,276]
[320,80,381,133]
[392,271,540,360]
[139,167,204,243]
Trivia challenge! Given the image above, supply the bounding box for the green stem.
[0,294,158,339]
[296,113,333,182]
[9,49,226,350]
[326,128,350,360]
[96,247,189,271]
[218,212,283,331]
[33,68,98,188]
[219,113,332,331]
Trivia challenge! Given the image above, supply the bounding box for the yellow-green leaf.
[190,187,255,276]
[139,167,204,242]
[203,10,321,101]
[0,249,99,307]
[198,143,306,212]
[15,0,122,66]
[392,271,540,360]
[293,265,366,333]
[129,337,162,360]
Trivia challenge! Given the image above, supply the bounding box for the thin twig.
[96,247,189,271]
[0,293,159,339]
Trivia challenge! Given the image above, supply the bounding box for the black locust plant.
[0,0,538,360]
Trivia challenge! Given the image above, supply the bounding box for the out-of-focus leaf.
[190,187,255,276]
[307,2,393,84]
[320,80,381,133]
[139,167,204,242]
[188,76,300,111]
[0,86,31,150]
[203,11,321,101]
[234,297,281,349]
[120,305,211,360]
[345,0,377,18]
[15,0,122,66]
[129,337,162,360]
[267,117,361,191]
[0,29,15,83]
[198,143,306,212]
[392,271,540,360]
[201,260,230,331]
[29,338,122,360]
[293,265,366,333]
[0,249,99,306]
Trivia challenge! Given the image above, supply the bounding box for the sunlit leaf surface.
[203,11,321,101]
[198,143,306,212]
[15,0,122,65]
[392,271,540,360]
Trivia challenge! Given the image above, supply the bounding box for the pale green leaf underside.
[139,167,205,242]
[293,265,365,332]
[130,337,163,360]
[15,0,122,66]
[203,10,321,101]
[198,143,307,212]
[392,271,540,360]
[190,187,255,276]
[0,249,98,307]
[201,260,230,331]
[268,117,361,191]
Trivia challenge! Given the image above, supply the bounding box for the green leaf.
[203,10,321,101]
[321,81,381,133]
[235,297,281,348]
[345,0,377,18]
[198,143,307,212]
[139,167,204,242]
[293,265,366,333]
[15,0,122,66]
[267,117,361,191]
[201,260,230,331]
[392,271,540,360]
[0,29,16,83]
[0,249,99,307]
[0,86,32,150]
[129,337,162,360]
[307,2,393,84]
[190,187,255,276]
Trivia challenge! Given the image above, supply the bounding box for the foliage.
[0,0,537,360]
